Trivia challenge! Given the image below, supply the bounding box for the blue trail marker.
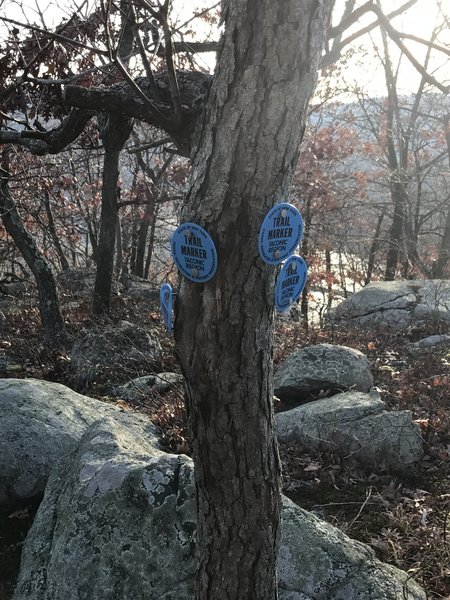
[160,283,173,334]
[258,202,303,265]
[171,223,218,283]
[275,255,308,312]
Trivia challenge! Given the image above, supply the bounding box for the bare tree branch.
[128,1,161,99]
[128,137,172,153]
[63,82,171,127]
[63,70,211,154]
[323,0,418,67]
[138,0,183,125]
[0,15,109,56]
[323,0,449,93]
[0,110,94,155]
[328,0,417,41]
[170,40,219,54]
[371,2,449,93]
[396,33,450,58]
[160,5,183,125]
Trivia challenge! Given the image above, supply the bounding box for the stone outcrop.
[274,344,373,403]
[56,269,97,296]
[14,417,425,600]
[410,334,450,350]
[0,378,160,507]
[276,390,423,474]
[121,276,160,301]
[330,280,450,330]
[70,320,162,390]
[110,372,184,402]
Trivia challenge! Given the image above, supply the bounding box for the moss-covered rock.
[14,418,425,600]
[0,378,160,507]
[274,344,373,402]
[330,280,450,331]
[70,320,163,390]
[276,390,423,475]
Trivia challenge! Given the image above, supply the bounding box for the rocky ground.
[1,290,449,598]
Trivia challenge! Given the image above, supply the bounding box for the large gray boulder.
[330,280,450,330]
[70,320,163,390]
[276,390,423,474]
[279,499,425,599]
[56,268,97,296]
[410,334,450,350]
[122,276,160,302]
[13,418,189,600]
[0,280,31,298]
[0,378,160,507]
[14,418,425,600]
[110,372,184,402]
[274,344,373,402]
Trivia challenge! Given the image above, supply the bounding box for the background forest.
[1,1,449,327]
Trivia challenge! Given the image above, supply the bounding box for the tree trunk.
[365,207,385,285]
[134,190,156,278]
[433,116,450,278]
[174,2,334,599]
[0,153,68,347]
[92,147,121,314]
[92,115,132,315]
[43,191,70,271]
[300,195,312,326]
[143,203,159,280]
[325,248,333,311]
[433,204,450,278]
[92,2,134,315]
[70,157,99,261]
[114,214,123,277]
[384,176,408,281]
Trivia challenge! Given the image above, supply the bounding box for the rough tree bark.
[0,151,68,347]
[174,2,334,599]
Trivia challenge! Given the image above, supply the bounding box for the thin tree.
[0,149,68,347]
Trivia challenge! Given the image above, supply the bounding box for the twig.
[0,15,109,56]
[128,1,161,99]
[128,138,172,153]
[347,486,374,529]
[159,1,183,126]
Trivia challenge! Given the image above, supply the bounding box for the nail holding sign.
[258,202,303,265]
[160,283,173,334]
[275,255,308,312]
[171,223,218,283]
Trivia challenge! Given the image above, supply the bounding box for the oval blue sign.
[258,203,303,265]
[160,283,173,335]
[275,255,308,312]
[171,223,217,283]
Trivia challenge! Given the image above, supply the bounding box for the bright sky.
[331,0,450,96]
[1,0,449,96]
